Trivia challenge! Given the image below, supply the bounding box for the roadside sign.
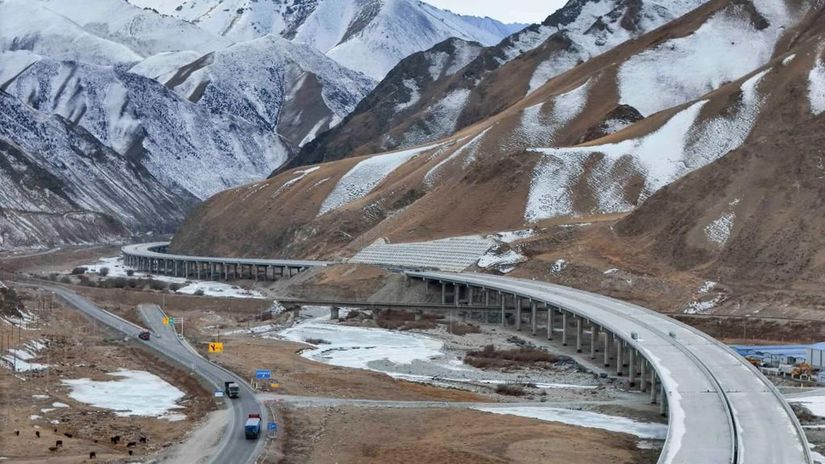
[162,316,169,325]
[270,383,279,389]
[208,342,224,353]
[214,389,224,397]
[268,422,277,431]
[169,317,175,326]
[255,369,271,380]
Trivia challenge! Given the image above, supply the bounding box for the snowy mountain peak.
[126,0,523,78]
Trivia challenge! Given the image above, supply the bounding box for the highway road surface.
[21,283,268,464]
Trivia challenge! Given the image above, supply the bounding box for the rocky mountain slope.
[170,0,824,272]
[0,0,378,248]
[289,0,713,168]
[127,0,524,79]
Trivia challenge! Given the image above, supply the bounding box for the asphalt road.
[408,271,812,464]
[22,283,268,464]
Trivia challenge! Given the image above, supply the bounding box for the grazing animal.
[53,428,58,433]
[129,450,133,456]
[56,440,63,447]
[139,436,147,443]
[48,446,58,452]
[110,435,120,444]
[35,431,40,438]
[15,430,19,436]
[63,433,72,438]
[126,441,136,448]
[89,451,96,459]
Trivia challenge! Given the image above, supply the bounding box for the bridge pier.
[650,371,658,403]
[515,297,521,331]
[590,325,600,359]
[603,331,610,367]
[547,305,554,340]
[640,358,647,392]
[500,292,505,327]
[530,301,537,335]
[659,385,668,416]
[575,317,583,353]
[616,340,624,376]
[628,349,636,387]
[561,312,568,346]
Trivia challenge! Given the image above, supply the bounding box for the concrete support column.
[515,297,522,331]
[640,358,648,392]
[603,332,610,367]
[575,317,583,353]
[561,312,568,346]
[197,262,201,280]
[500,293,505,327]
[628,348,636,387]
[660,385,668,416]
[254,265,259,281]
[546,305,553,340]
[441,283,446,304]
[454,283,461,306]
[467,286,473,305]
[650,371,658,404]
[590,325,600,359]
[616,340,624,376]
[484,290,490,307]
[530,301,537,335]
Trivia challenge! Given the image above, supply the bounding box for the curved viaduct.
[121,243,811,464]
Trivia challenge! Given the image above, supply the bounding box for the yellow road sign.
[162,316,169,326]
[208,342,224,353]
[270,383,279,389]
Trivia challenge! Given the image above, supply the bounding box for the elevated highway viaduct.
[120,243,811,464]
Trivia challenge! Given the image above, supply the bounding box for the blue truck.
[245,414,261,439]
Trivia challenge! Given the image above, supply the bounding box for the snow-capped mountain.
[291,0,711,166]
[0,90,195,249]
[0,0,377,248]
[169,0,825,268]
[126,0,525,79]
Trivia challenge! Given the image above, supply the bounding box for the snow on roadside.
[493,229,535,243]
[473,406,667,439]
[810,50,825,115]
[175,281,264,299]
[62,369,185,420]
[319,143,439,215]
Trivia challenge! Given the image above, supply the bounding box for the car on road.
[245,414,262,439]
[138,330,151,341]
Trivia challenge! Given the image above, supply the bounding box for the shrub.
[70,267,87,275]
[126,269,134,277]
[194,289,205,296]
[99,267,109,277]
[48,273,59,281]
[78,275,96,287]
[304,338,330,345]
[495,384,526,396]
[169,283,182,292]
[59,276,71,284]
[148,280,168,291]
[464,345,557,369]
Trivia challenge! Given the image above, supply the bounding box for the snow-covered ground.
[810,50,825,116]
[79,256,265,299]
[473,405,667,439]
[788,394,825,417]
[618,0,795,116]
[276,311,598,390]
[62,369,186,420]
[2,339,49,372]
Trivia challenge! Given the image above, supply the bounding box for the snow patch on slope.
[618,0,795,116]
[424,128,491,186]
[62,369,185,419]
[319,144,438,215]
[810,50,825,115]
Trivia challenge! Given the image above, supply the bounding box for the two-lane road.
[22,283,267,464]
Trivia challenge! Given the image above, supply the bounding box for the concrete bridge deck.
[121,242,330,280]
